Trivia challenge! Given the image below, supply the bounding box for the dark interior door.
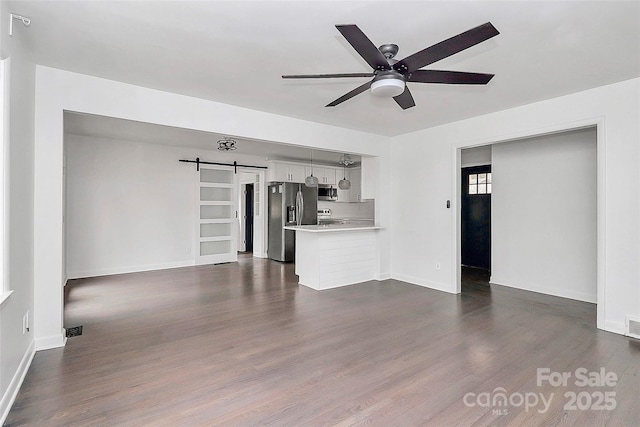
[245,184,254,252]
[461,165,491,270]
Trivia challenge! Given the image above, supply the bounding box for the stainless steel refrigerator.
[268,182,317,262]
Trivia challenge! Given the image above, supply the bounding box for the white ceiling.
[9,1,640,137]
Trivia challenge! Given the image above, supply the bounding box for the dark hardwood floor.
[6,256,639,426]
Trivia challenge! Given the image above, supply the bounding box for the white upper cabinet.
[267,161,307,183]
[336,168,350,201]
[268,162,289,182]
[288,164,307,183]
[349,167,362,202]
[360,157,376,200]
[305,166,337,185]
[323,167,337,185]
[268,161,344,187]
[335,167,361,202]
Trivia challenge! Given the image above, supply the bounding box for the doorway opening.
[461,165,492,289]
[242,183,254,253]
[457,127,597,312]
[237,169,265,257]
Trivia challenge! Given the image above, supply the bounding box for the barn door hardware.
[179,158,267,173]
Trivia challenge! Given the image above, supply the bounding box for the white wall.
[66,134,193,278]
[34,66,388,350]
[491,128,597,302]
[0,3,37,421]
[461,145,492,167]
[390,77,640,334]
[66,135,270,278]
[66,133,271,278]
[359,152,393,280]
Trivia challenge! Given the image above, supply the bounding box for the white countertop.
[284,224,382,233]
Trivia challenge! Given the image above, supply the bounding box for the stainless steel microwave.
[318,185,338,201]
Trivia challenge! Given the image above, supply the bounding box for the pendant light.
[338,162,351,190]
[338,154,352,190]
[305,150,319,187]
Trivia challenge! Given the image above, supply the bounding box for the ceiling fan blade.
[326,81,371,107]
[393,86,415,110]
[336,24,391,71]
[282,73,375,79]
[394,22,499,73]
[408,70,494,84]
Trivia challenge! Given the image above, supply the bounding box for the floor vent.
[66,326,83,338]
[626,317,640,340]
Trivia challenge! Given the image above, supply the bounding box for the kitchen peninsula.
[284,224,382,290]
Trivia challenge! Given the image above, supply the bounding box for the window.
[469,172,492,195]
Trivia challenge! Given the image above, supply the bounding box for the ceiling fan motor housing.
[378,43,399,59]
[371,70,406,97]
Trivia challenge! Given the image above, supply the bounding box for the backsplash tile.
[317,199,374,220]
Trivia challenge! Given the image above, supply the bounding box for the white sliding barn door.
[196,166,238,265]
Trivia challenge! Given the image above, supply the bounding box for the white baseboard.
[67,260,196,279]
[392,273,457,294]
[602,320,625,335]
[378,272,392,281]
[1,341,35,425]
[299,274,394,291]
[35,332,67,351]
[299,281,351,291]
[490,277,597,304]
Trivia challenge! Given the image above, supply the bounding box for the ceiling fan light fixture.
[370,72,405,97]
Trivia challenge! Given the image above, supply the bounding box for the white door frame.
[236,167,267,258]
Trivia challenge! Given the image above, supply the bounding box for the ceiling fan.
[282,22,499,110]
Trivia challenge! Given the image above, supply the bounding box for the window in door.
[468,172,492,195]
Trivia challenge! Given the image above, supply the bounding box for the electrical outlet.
[186,244,192,255]
[435,263,441,271]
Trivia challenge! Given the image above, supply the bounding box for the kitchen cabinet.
[285,225,382,290]
[305,166,337,185]
[269,161,342,186]
[267,161,307,183]
[336,168,350,202]
[360,157,376,200]
[335,167,361,202]
[323,167,337,185]
[348,167,362,202]
[288,164,307,183]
